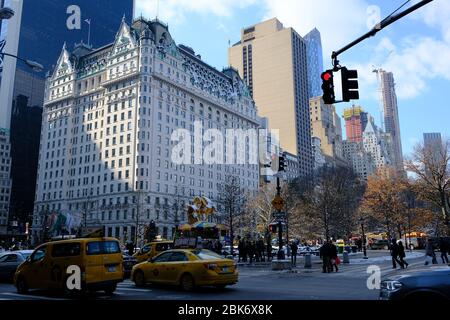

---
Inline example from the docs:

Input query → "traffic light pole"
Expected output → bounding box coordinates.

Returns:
[331,0,433,68]
[276,176,285,261]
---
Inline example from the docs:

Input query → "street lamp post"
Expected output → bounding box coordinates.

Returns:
[0,7,15,20]
[361,220,368,259]
[276,176,285,261]
[0,52,44,72]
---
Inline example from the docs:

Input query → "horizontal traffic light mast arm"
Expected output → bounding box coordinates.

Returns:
[331,0,433,65]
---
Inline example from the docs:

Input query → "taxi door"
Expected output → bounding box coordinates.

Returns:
[146,252,173,283]
[27,245,50,289]
[164,252,189,284]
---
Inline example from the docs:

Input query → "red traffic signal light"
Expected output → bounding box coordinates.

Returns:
[321,70,335,104]
[268,223,278,233]
[322,71,332,81]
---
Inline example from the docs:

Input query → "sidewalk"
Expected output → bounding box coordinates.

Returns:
[235,251,425,269]
[340,251,424,265]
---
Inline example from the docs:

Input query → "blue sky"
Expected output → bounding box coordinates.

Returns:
[135,0,450,157]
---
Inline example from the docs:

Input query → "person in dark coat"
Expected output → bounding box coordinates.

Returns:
[425,238,436,265]
[319,241,332,273]
[330,242,339,272]
[126,241,135,256]
[397,240,408,269]
[439,238,449,264]
[238,239,245,262]
[247,241,255,264]
[290,241,298,267]
[266,237,272,262]
[390,239,404,269]
[257,239,265,262]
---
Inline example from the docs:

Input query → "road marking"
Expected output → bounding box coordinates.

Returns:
[116,287,152,292]
[0,292,66,300]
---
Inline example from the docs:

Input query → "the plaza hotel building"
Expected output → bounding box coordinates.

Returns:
[31,17,261,244]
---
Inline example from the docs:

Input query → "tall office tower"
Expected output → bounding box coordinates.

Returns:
[309,97,344,166]
[362,121,392,170]
[423,132,444,166]
[342,140,375,181]
[0,0,134,239]
[380,70,404,171]
[304,28,324,99]
[32,17,260,244]
[344,105,368,143]
[0,132,11,237]
[229,18,313,177]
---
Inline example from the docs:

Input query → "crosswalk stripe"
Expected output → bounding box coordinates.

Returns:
[116,287,152,292]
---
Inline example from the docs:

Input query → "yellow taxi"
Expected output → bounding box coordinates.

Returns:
[14,237,123,295]
[131,249,238,291]
[133,240,173,263]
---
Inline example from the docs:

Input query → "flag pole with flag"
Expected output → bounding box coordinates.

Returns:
[85,19,91,46]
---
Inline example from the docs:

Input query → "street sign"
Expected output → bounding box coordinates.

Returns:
[272,195,285,211]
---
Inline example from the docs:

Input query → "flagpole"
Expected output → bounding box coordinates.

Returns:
[85,19,91,47]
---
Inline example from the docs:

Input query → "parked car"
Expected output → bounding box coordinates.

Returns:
[370,239,390,250]
[298,246,320,256]
[380,266,450,300]
[122,253,138,279]
[0,250,34,282]
[221,246,238,257]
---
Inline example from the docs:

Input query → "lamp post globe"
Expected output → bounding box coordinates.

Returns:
[0,7,15,20]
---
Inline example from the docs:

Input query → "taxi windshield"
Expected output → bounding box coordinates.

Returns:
[192,249,223,260]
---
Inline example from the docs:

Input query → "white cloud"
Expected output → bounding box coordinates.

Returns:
[346,0,450,100]
[135,0,258,24]
[134,0,450,100]
[261,0,370,65]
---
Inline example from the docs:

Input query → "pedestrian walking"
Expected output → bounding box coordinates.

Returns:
[439,238,449,264]
[390,239,404,269]
[424,239,437,265]
[397,240,408,269]
[266,238,272,262]
[330,242,339,272]
[290,241,298,267]
[257,239,265,262]
[319,240,332,273]
[238,239,244,262]
[248,241,255,264]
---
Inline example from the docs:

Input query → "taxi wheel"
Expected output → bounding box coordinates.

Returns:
[16,277,28,294]
[180,273,195,292]
[134,270,146,287]
[104,284,117,296]
[215,285,227,290]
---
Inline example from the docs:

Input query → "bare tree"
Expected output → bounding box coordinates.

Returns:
[405,139,450,234]
[291,166,363,241]
[244,183,276,235]
[218,175,247,255]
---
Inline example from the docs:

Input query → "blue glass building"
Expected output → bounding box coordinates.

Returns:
[304,28,324,99]
[0,0,134,238]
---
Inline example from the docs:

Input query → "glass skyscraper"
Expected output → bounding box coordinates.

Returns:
[304,28,324,99]
[0,0,134,239]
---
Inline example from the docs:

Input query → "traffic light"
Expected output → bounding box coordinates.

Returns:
[269,223,278,233]
[321,70,335,104]
[278,153,286,172]
[341,67,359,102]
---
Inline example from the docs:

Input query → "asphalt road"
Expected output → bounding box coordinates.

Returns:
[0,252,429,301]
